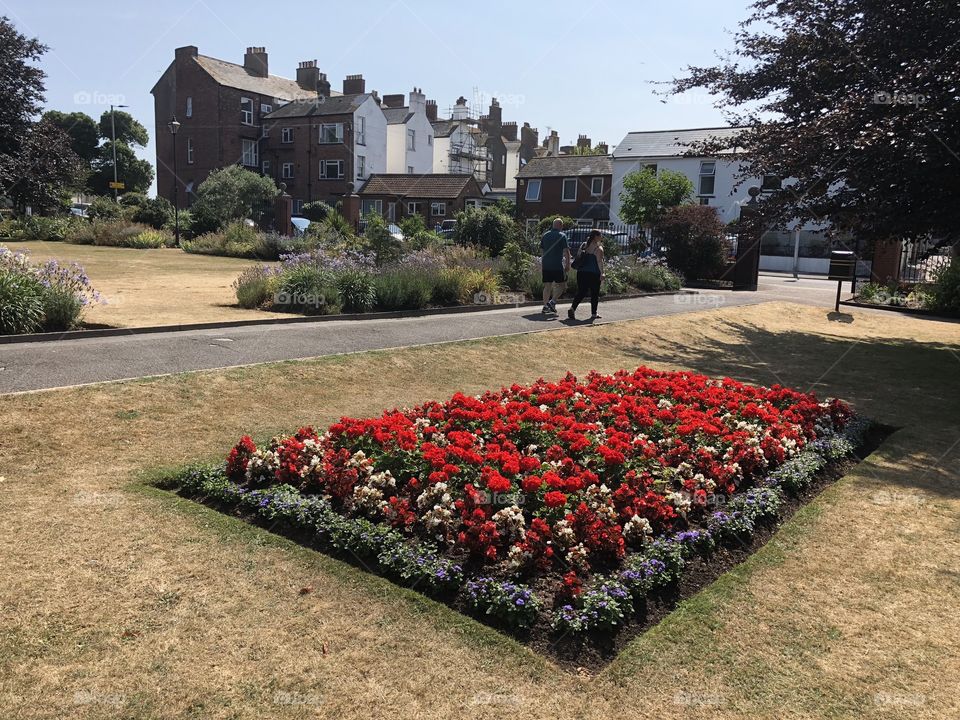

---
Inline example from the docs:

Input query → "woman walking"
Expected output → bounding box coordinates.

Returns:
[568,230,605,321]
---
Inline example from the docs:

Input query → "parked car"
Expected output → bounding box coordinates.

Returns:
[69,203,90,218]
[290,216,311,237]
[387,223,404,242]
[565,227,629,253]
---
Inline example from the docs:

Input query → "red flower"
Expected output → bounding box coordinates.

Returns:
[544,490,568,508]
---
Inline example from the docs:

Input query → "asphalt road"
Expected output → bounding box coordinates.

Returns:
[0,276,846,394]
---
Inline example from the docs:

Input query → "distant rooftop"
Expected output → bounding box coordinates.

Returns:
[193,54,341,101]
[265,94,372,119]
[516,154,613,178]
[612,127,745,158]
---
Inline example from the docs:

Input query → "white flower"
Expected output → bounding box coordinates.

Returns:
[623,515,653,544]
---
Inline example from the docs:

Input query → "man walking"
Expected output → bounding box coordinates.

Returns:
[540,218,571,315]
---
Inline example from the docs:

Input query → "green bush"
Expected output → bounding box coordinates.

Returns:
[40,285,84,331]
[0,270,45,334]
[374,270,433,310]
[498,241,533,290]
[132,197,175,229]
[301,201,333,222]
[119,192,147,208]
[0,216,84,242]
[363,213,402,265]
[87,196,123,220]
[623,262,682,292]
[535,215,575,236]
[276,266,340,315]
[927,256,960,316]
[182,220,267,258]
[127,229,173,249]
[233,266,277,309]
[454,207,517,256]
[336,269,377,312]
[432,267,473,305]
[654,204,727,280]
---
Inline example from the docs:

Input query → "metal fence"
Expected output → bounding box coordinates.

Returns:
[899,238,954,284]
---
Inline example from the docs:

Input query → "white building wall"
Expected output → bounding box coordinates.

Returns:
[404,111,434,174]
[353,97,387,182]
[433,135,451,173]
[504,149,520,190]
[386,123,407,173]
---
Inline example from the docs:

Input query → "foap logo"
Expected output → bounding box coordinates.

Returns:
[669,91,716,106]
[473,291,524,306]
[673,690,724,708]
[73,689,124,707]
[871,91,927,106]
[274,291,327,310]
[469,691,522,707]
[870,490,926,507]
[474,90,526,108]
[673,293,726,308]
[273,690,324,706]
[874,691,925,708]
[475,490,525,506]
[73,91,127,106]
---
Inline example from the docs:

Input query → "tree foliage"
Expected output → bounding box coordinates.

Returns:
[1,119,83,213]
[655,204,728,280]
[618,168,693,227]
[88,141,154,195]
[454,207,517,256]
[98,110,148,147]
[189,165,278,234]
[42,110,99,162]
[0,16,46,159]
[669,0,960,244]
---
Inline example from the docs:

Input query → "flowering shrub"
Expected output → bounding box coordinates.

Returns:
[169,367,866,639]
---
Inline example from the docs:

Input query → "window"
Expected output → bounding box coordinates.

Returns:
[562,178,577,202]
[761,174,782,192]
[524,179,542,201]
[241,139,258,167]
[406,201,422,215]
[240,97,253,125]
[431,202,446,216]
[644,163,658,174]
[185,96,193,118]
[698,161,716,196]
[260,103,272,114]
[387,202,396,222]
[356,155,366,178]
[699,197,711,205]
[320,123,344,144]
[590,177,604,196]
[576,219,593,228]
[262,160,271,175]
[282,162,294,179]
[261,122,270,138]
[427,134,433,146]
[356,116,366,145]
[281,127,294,144]
[407,166,415,174]
[293,199,304,214]
[407,129,415,150]
[319,159,344,179]
[187,137,194,164]
[361,199,382,216]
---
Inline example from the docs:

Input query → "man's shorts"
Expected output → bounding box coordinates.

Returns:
[542,268,566,283]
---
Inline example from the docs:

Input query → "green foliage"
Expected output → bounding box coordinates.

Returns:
[927,256,960,316]
[399,213,427,238]
[190,166,278,234]
[119,192,147,207]
[362,212,402,265]
[619,168,693,227]
[65,219,159,248]
[536,215,574,235]
[87,195,122,220]
[336,268,377,312]
[42,110,100,162]
[233,266,277,309]
[131,196,174,229]
[126,228,173,249]
[499,240,533,290]
[40,285,83,331]
[1,215,83,242]
[0,269,44,334]
[454,206,517,256]
[97,110,149,147]
[655,204,727,280]
[276,266,340,315]
[373,270,433,310]
[88,141,154,196]
[301,201,333,222]
[621,261,683,292]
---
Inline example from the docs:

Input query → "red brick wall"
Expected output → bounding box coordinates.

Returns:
[515,174,611,223]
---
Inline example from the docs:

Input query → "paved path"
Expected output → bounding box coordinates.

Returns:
[0,277,847,394]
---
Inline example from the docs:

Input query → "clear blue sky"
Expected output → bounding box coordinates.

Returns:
[3,0,747,195]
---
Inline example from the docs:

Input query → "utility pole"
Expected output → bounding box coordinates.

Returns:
[110,104,129,201]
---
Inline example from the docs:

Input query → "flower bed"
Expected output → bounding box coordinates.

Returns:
[163,367,870,657]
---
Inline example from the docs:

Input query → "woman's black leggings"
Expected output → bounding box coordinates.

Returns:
[571,271,601,315]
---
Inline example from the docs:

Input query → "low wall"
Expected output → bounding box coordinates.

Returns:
[759,255,873,276]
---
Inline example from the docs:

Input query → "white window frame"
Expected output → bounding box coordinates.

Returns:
[185,96,193,118]
[406,201,421,215]
[698,160,717,197]
[282,162,294,179]
[356,116,366,146]
[561,178,577,202]
[240,97,253,126]
[576,219,593,228]
[262,159,271,175]
[524,179,542,201]
[241,138,258,167]
[319,159,344,179]
[407,166,415,174]
[281,127,294,144]
[356,154,366,178]
[361,199,383,216]
[428,134,433,146]
[590,177,604,196]
[319,123,344,144]
[260,103,272,114]
[187,137,194,164]
[407,129,416,150]
[293,199,304,214]
[431,201,446,217]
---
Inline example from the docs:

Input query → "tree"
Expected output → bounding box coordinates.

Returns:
[88,141,154,195]
[98,110,148,147]
[132,197,174,229]
[42,110,99,162]
[0,119,83,213]
[669,0,960,245]
[454,207,518,256]
[0,17,46,160]
[190,165,278,233]
[618,167,693,227]
[570,144,606,156]
[655,204,727,280]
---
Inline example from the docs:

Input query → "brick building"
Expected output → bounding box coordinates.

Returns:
[151,46,342,208]
[515,155,613,227]
[357,174,485,225]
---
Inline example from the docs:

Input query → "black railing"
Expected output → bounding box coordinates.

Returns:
[899,238,954,284]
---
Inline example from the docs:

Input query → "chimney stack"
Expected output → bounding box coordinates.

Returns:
[425,99,438,122]
[596,141,609,155]
[452,96,469,120]
[547,130,560,157]
[577,134,592,150]
[485,98,502,129]
[317,72,331,97]
[296,60,319,91]
[383,93,405,108]
[175,45,199,62]
[502,121,518,141]
[409,87,426,114]
[371,90,381,105]
[343,73,365,95]
[244,46,268,78]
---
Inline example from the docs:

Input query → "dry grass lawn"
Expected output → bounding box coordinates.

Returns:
[1,301,958,719]
[6,240,284,327]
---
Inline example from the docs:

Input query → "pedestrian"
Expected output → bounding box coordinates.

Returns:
[568,230,605,321]
[540,218,571,315]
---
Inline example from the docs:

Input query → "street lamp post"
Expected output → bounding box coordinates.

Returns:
[167,116,181,246]
[110,104,129,201]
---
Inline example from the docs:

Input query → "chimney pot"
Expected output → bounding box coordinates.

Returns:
[343,73,366,94]
[244,46,269,78]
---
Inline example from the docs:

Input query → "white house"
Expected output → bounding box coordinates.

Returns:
[431,119,489,181]
[384,89,434,175]
[610,127,863,275]
[352,95,388,184]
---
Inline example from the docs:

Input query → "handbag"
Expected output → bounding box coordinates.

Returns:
[571,243,588,270]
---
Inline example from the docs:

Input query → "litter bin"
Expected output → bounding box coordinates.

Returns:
[828,250,856,311]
